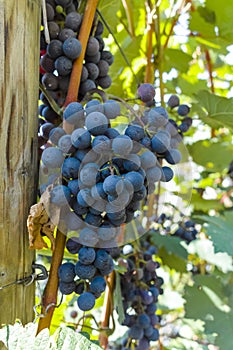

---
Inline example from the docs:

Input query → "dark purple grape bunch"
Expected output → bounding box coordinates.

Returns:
[40,97,184,248]
[58,237,114,312]
[157,212,199,243]
[117,238,163,350]
[39,1,114,146]
[167,94,192,134]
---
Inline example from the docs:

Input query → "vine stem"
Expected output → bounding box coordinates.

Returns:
[99,271,115,349]
[205,48,216,137]
[145,1,155,84]
[64,0,99,106]
[37,230,66,334]
[122,0,135,37]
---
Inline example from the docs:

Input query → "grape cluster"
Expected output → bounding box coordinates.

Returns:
[58,237,115,311]
[116,237,163,350]
[156,212,199,243]
[39,0,113,145]
[41,95,189,246]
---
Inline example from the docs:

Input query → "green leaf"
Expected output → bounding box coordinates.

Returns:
[195,213,233,255]
[189,11,216,38]
[206,0,233,41]
[185,275,233,350]
[164,49,192,73]
[187,140,233,172]
[191,192,224,212]
[194,90,233,130]
[150,232,188,260]
[52,327,102,350]
[187,239,233,273]
[114,272,125,324]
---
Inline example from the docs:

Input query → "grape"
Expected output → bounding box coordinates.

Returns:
[78,247,96,265]
[41,73,58,90]
[58,134,75,153]
[123,154,141,172]
[50,185,72,206]
[77,292,95,311]
[103,100,121,119]
[55,56,73,76]
[85,212,102,227]
[86,37,99,56]
[97,59,109,77]
[90,276,106,294]
[124,171,144,191]
[101,50,114,65]
[47,39,63,59]
[63,37,82,59]
[128,325,144,340]
[75,261,96,279]
[137,313,151,328]
[167,94,180,108]
[91,182,107,200]
[146,166,162,183]
[95,21,104,36]
[97,224,117,241]
[161,166,174,182]
[140,136,151,149]
[65,11,82,31]
[85,112,109,136]
[137,83,155,103]
[48,21,60,39]
[85,51,101,64]
[125,125,145,141]
[79,165,98,186]
[59,281,76,294]
[40,53,55,73]
[73,200,88,216]
[77,188,95,207]
[78,227,99,247]
[62,157,80,178]
[148,328,159,341]
[63,211,83,231]
[94,249,110,269]
[46,3,55,21]
[103,175,124,196]
[177,104,190,116]
[66,237,82,254]
[41,147,64,168]
[112,135,133,155]
[140,151,157,170]
[67,179,79,195]
[70,310,78,319]
[104,128,120,139]
[81,65,88,82]
[164,148,181,164]
[97,75,112,89]
[79,79,96,96]
[49,127,66,145]
[71,128,91,149]
[151,131,170,153]
[58,28,76,42]
[146,108,168,128]
[99,256,114,276]
[179,121,190,132]
[85,62,99,80]
[137,338,150,350]
[92,135,111,153]
[58,262,75,283]
[75,282,85,295]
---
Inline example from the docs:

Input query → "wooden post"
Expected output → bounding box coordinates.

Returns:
[0,0,40,329]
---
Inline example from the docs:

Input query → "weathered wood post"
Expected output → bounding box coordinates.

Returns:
[0,0,40,330]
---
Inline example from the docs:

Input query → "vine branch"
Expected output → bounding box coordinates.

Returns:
[37,230,66,334]
[64,0,99,106]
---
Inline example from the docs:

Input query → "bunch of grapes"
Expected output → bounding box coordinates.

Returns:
[114,237,163,350]
[39,0,113,146]
[156,212,199,243]
[58,237,116,311]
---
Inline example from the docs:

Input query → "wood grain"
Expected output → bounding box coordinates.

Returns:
[0,0,40,332]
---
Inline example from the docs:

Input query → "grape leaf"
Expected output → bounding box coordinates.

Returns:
[53,327,102,350]
[195,213,233,255]
[194,90,233,130]
[164,49,192,73]
[185,275,233,350]
[187,140,233,172]
[191,192,224,212]
[150,232,188,260]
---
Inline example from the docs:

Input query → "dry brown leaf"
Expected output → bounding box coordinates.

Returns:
[27,185,57,251]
